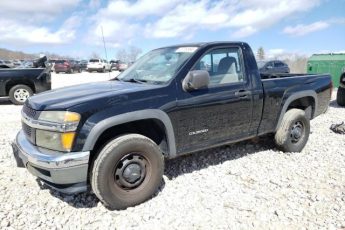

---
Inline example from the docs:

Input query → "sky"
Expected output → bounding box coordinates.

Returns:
[0,0,344,59]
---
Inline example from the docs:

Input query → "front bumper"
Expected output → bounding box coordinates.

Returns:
[87,67,104,71]
[12,130,90,193]
[54,66,70,72]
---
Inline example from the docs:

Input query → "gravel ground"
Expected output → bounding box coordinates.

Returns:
[0,74,344,229]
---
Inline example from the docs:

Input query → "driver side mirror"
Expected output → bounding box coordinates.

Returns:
[182,70,210,92]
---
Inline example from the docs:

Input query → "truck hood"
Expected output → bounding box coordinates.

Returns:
[26,80,158,110]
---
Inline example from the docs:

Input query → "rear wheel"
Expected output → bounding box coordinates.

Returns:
[274,109,310,152]
[9,84,33,105]
[336,87,345,106]
[91,134,164,210]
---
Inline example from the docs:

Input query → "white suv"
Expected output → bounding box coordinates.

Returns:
[87,59,112,73]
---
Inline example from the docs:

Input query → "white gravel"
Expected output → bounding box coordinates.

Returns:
[0,74,344,229]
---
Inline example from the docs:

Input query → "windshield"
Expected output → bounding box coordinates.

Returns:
[117,46,198,84]
[89,59,100,63]
[257,61,267,68]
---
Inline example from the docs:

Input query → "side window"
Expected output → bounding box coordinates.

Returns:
[266,61,274,68]
[274,61,283,67]
[193,47,244,86]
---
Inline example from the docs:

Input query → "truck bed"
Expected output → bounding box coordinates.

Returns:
[258,73,332,134]
[261,73,314,79]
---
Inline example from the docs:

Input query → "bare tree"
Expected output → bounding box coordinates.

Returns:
[90,52,101,59]
[128,46,142,63]
[116,48,128,62]
[283,56,308,73]
[116,46,142,63]
[257,47,265,60]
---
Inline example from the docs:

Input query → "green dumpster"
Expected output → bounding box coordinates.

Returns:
[307,53,345,87]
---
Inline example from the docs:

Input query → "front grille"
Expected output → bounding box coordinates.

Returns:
[22,105,38,119]
[22,121,35,144]
[22,122,32,136]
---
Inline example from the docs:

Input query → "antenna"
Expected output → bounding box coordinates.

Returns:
[101,26,108,61]
[101,26,111,78]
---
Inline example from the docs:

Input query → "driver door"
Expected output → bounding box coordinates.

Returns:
[171,46,254,154]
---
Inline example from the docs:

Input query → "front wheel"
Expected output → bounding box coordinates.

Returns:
[91,134,164,210]
[274,109,310,152]
[9,84,33,105]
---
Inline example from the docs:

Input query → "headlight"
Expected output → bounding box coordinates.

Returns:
[39,111,80,123]
[36,130,76,152]
[35,111,81,152]
[38,111,81,132]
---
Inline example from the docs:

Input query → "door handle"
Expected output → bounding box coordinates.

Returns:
[235,90,251,98]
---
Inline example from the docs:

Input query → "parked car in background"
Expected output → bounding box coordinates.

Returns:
[87,59,112,72]
[12,60,22,67]
[3,60,14,68]
[16,61,34,69]
[0,56,51,104]
[258,60,290,75]
[54,60,81,74]
[118,61,128,72]
[110,60,119,70]
[79,60,88,71]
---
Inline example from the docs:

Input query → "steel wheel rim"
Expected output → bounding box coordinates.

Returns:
[113,153,148,190]
[290,121,304,143]
[14,89,30,102]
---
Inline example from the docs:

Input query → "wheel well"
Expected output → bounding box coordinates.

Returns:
[287,96,315,119]
[6,80,35,95]
[91,119,168,162]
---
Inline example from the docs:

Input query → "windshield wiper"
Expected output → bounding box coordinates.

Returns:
[123,78,148,84]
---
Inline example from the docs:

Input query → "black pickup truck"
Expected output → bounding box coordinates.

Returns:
[0,64,51,105]
[12,42,332,209]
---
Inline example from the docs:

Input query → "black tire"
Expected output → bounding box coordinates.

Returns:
[274,109,310,152]
[91,134,164,210]
[102,67,105,73]
[336,87,345,106]
[9,84,33,105]
[55,71,59,74]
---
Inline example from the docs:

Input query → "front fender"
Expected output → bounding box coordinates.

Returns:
[81,109,177,157]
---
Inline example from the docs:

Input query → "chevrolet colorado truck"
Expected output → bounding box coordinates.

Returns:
[12,42,332,210]
[0,63,51,105]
